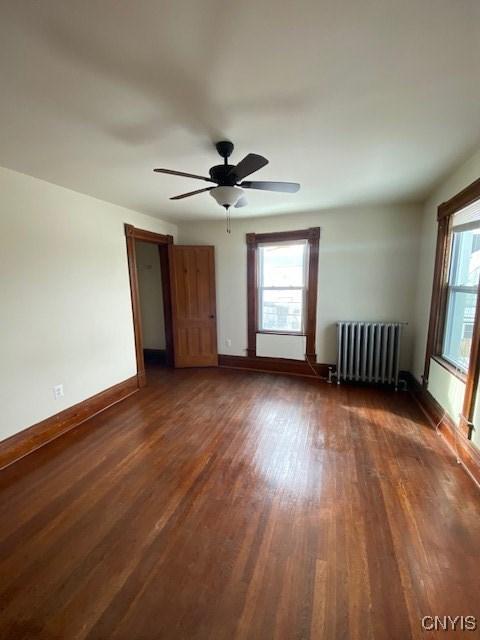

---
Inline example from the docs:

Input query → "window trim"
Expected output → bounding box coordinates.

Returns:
[431,354,467,383]
[424,177,480,439]
[246,228,320,361]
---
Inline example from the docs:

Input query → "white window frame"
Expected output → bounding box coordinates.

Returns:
[441,222,480,373]
[257,239,309,335]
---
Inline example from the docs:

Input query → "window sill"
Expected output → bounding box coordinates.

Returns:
[431,355,467,383]
[257,330,306,337]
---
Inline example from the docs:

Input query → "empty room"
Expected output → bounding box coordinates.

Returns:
[1,1,480,639]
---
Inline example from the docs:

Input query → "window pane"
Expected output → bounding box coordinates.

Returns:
[450,228,480,287]
[261,289,303,332]
[260,242,306,287]
[443,290,477,371]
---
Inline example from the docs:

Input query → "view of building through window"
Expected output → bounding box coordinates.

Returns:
[442,226,480,371]
[258,241,307,333]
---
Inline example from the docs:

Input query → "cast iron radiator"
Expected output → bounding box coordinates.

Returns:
[335,321,404,389]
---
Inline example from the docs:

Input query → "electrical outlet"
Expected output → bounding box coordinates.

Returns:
[53,384,64,400]
[225,338,232,348]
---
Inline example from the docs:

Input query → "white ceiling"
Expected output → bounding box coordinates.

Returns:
[1,1,480,222]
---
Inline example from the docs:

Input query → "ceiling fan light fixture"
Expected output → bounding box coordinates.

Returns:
[210,185,244,209]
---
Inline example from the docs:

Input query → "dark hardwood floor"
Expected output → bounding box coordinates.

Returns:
[0,366,479,639]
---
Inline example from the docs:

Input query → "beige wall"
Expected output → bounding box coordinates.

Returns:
[428,359,466,424]
[412,147,480,432]
[135,241,165,350]
[0,166,176,442]
[178,204,422,369]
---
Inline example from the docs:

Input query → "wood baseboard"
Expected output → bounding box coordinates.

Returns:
[406,372,480,487]
[0,376,139,470]
[219,355,411,386]
[218,354,331,379]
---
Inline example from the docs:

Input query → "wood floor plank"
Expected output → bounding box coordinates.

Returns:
[0,366,479,639]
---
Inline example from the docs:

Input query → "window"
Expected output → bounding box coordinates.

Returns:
[246,228,320,359]
[425,180,480,440]
[441,225,480,372]
[258,241,308,333]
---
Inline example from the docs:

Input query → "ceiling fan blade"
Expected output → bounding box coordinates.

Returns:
[235,196,248,208]
[170,187,214,200]
[154,168,215,183]
[229,154,269,181]
[240,181,300,193]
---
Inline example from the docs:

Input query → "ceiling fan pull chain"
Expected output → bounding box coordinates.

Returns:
[226,208,231,234]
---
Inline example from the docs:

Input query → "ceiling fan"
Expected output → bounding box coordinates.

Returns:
[153,141,300,231]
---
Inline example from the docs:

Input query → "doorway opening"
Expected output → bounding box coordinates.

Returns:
[126,224,218,384]
[125,224,174,387]
[136,239,167,371]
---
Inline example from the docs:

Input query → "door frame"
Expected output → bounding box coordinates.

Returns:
[125,224,175,387]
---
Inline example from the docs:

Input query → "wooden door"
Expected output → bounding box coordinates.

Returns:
[170,245,218,367]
